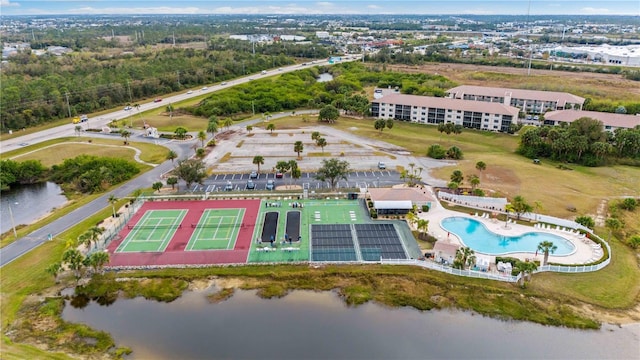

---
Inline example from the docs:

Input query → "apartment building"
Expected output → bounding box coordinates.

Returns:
[371,93,520,132]
[446,85,585,114]
[543,110,640,132]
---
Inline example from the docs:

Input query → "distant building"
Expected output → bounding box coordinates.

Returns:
[552,44,640,67]
[371,93,519,132]
[446,85,585,114]
[315,31,330,39]
[543,110,640,132]
[47,46,72,56]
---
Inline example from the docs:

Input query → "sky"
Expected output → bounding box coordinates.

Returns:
[1,0,639,16]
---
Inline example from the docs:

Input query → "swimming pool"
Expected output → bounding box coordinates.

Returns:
[440,217,575,256]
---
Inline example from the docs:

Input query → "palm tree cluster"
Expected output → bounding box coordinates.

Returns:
[453,247,476,270]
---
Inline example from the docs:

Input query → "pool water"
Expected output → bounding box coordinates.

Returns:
[441,217,575,256]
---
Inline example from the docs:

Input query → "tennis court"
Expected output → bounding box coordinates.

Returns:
[116,209,187,253]
[185,208,245,251]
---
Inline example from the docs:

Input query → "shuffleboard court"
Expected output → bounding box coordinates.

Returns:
[261,212,279,243]
[285,211,301,243]
[116,209,187,253]
[185,208,245,251]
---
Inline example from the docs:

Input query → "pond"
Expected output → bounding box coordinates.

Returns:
[62,288,640,359]
[0,182,67,234]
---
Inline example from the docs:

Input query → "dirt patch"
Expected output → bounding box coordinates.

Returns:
[276,185,302,190]
[574,303,640,326]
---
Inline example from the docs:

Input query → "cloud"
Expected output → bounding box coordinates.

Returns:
[67,6,202,15]
[0,0,20,7]
[316,2,333,6]
[367,5,380,9]
[580,7,610,14]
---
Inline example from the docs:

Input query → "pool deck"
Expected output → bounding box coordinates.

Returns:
[418,187,601,265]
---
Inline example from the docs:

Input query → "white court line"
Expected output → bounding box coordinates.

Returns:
[227,208,245,249]
[158,209,187,252]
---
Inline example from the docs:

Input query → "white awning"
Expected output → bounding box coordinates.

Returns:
[373,200,413,210]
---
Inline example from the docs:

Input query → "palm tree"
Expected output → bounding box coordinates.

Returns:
[246,125,253,133]
[74,125,82,136]
[87,226,104,250]
[416,219,429,239]
[45,262,62,283]
[504,203,516,228]
[454,247,475,269]
[167,150,177,163]
[537,241,557,266]
[294,141,304,159]
[121,130,131,145]
[450,170,464,185]
[316,138,327,153]
[266,123,276,133]
[605,217,622,241]
[475,161,487,180]
[515,260,538,286]
[167,176,178,190]
[108,195,118,218]
[468,174,480,190]
[207,117,218,138]
[223,118,233,131]
[87,251,110,274]
[311,131,321,141]
[78,232,92,251]
[62,248,85,281]
[196,148,206,159]
[405,211,417,228]
[252,155,264,173]
[198,131,207,147]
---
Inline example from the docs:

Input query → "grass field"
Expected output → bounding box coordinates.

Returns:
[3,137,168,165]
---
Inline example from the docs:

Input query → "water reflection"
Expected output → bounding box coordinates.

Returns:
[63,288,640,360]
[0,182,67,233]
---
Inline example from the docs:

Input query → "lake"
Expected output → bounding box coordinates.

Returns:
[0,182,67,234]
[62,287,640,359]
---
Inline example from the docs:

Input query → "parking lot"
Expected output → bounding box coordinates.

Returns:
[189,170,401,192]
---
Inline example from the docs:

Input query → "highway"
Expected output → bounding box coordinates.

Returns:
[0,56,361,266]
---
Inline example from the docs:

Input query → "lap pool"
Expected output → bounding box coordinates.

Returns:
[440,217,575,256]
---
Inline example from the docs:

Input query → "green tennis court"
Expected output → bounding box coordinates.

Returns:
[185,208,245,251]
[116,209,187,253]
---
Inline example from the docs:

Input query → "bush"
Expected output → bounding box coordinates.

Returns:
[207,139,217,147]
[421,204,430,212]
[472,188,485,197]
[369,209,378,219]
[575,215,595,229]
[427,144,446,159]
[446,146,464,160]
[619,198,637,211]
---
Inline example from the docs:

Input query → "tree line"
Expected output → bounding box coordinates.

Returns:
[517,117,640,166]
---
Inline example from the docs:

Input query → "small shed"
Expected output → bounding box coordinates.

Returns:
[373,200,413,215]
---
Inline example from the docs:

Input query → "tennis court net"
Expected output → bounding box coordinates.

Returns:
[190,223,242,229]
[127,224,182,230]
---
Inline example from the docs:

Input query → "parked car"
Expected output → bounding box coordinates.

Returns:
[275,172,284,179]
[153,98,162,103]
[377,161,386,170]
[249,171,258,179]
[246,180,256,190]
[224,182,233,191]
[266,180,275,190]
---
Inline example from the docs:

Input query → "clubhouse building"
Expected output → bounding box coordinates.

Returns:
[446,85,585,114]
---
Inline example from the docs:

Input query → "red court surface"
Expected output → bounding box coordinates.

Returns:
[106,199,260,267]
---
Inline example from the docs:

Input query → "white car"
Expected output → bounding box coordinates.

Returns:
[221,82,227,85]
[202,87,208,91]
[187,90,193,94]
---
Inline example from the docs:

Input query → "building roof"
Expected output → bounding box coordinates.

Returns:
[433,241,460,256]
[368,187,436,203]
[447,85,585,106]
[375,93,520,117]
[544,110,640,130]
[373,200,413,210]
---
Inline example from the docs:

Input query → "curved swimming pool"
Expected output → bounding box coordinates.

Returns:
[440,217,575,256]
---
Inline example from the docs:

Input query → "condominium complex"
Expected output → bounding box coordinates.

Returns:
[446,85,585,114]
[543,110,640,132]
[370,93,519,132]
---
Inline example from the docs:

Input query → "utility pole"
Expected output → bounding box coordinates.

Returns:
[242,61,245,74]
[252,41,255,56]
[65,92,71,118]
[252,100,255,116]
[126,80,133,103]
[177,71,181,87]
[173,32,176,47]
